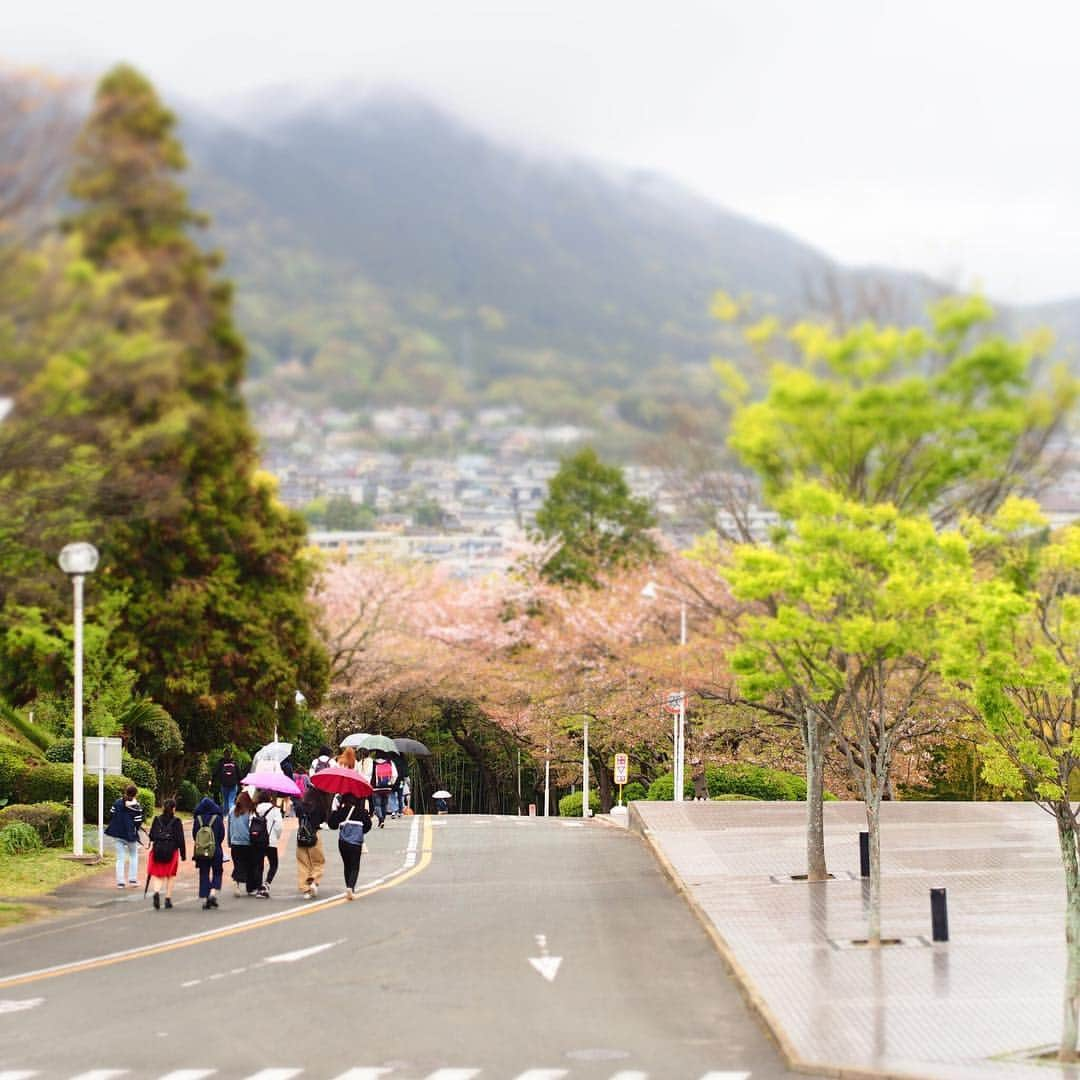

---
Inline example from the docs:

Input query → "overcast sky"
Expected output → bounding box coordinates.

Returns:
[5,0,1078,304]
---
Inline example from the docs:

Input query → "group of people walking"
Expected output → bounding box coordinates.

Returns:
[107,742,402,909]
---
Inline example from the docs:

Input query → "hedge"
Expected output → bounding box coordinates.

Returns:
[0,748,22,804]
[0,822,42,855]
[620,781,648,803]
[176,779,200,811]
[647,764,811,802]
[0,802,69,846]
[14,764,149,822]
[557,790,601,817]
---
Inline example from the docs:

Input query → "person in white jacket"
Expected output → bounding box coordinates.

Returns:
[249,793,284,898]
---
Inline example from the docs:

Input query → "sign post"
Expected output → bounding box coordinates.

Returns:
[85,736,123,860]
[613,752,629,806]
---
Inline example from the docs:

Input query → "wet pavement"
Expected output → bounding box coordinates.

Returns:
[627,800,1080,1080]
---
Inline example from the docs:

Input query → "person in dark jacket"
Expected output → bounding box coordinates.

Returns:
[327,792,372,900]
[212,749,241,816]
[192,796,225,910]
[105,784,143,888]
[146,799,186,910]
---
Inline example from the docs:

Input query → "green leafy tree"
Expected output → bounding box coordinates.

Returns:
[728,484,974,942]
[943,501,1080,1060]
[714,296,1078,881]
[0,66,328,750]
[533,447,657,588]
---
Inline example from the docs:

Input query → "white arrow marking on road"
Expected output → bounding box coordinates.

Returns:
[528,955,563,981]
[264,940,340,964]
[0,998,43,1015]
[0,1072,37,1080]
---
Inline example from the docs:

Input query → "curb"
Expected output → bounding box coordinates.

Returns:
[626,804,942,1080]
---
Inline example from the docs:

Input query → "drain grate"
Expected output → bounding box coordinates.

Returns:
[769,870,857,884]
[829,935,931,950]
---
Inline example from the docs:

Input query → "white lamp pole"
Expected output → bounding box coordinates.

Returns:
[642,580,688,803]
[582,716,589,818]
[58,542,99,857]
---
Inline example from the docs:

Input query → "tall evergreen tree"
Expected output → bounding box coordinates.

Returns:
[7,65,329,747]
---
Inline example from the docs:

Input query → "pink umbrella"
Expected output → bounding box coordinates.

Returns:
[240,772,301,797]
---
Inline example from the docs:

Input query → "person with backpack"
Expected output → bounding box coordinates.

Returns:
[228,790,254,897]
[105,784,144,889]
[328,791,372,901]
[372,757,395,828]
[191,795,225,910]
[146,799,185,910]
[294,786,326,899]
[247,790,283,899]
[213,748,241,816]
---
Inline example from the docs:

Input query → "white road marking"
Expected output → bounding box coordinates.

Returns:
[561,822,585,828]
[425,1072,481,1080]
[158,1071,217,1080]
[528,956,562,981]
[610,1073,649,1080]
[70,1072,129,1080]
[0,997,43,1014]
[699,1073,752,1079]
[328,1070,393,1080]
[180,979,202,988]
[243,1072,303,1080]
[0,1072,37,1080]
[512,1071,569,1080]
[265,940,339,964]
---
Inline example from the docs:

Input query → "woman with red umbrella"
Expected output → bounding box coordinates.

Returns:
[310,765,375,901]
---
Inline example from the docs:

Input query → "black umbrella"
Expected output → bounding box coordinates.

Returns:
[393,737,431,756]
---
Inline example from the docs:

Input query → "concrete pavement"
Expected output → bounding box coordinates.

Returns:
[627,800,1079,1080]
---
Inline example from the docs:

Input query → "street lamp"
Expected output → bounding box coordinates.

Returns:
[58,542,99,856]
[641,580,687,803]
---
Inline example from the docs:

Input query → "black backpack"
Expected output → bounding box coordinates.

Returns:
[296,810,317,848]
[248,807,270,847]
[151,818,177,862]
[220,760,238,787]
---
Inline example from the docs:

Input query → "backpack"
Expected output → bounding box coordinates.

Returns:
[375,760,393,788]
[194,814,219,861]
[312,755,332,774]
[151,818,177,862]
[220,760,238,787]
[296,810,317,848]
[248,807,271,847]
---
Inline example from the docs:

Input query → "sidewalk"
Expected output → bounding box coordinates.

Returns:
[626,800,1075,1080]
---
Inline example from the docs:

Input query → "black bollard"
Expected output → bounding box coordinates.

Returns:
[930,887,949,942]
[859,831,870,878]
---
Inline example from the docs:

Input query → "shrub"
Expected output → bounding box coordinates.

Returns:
[0,802,69,846]
[713,793,761,801]
[175,780,201,811]
[646,773,692,801]
[0,821,42,854]
[0,748,23,805]
[705,763,807,801]
[14,764,140,821]
[44,738,76,763]
[620,781,648,803]
[557,790,601,816]
[121,699,182,760]
[135,787,155,821]
[122,755,157,793]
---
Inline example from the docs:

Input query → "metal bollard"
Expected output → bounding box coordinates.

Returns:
[930,887,949,942]
[859,831,870,878]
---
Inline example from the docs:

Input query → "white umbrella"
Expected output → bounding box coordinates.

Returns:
[433,790,452,800]
[252,740,293,766]
[340,733,371,749]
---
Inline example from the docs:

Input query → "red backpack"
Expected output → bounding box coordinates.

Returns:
[374,760,393,788]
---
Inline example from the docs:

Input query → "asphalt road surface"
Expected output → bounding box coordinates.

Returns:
[0,814,806,1079]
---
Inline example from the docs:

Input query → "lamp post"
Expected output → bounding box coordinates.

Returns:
[642,580,688,803]
[58,542,99,856]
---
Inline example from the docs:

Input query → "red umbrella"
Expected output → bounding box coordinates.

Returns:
[309,766,374,799]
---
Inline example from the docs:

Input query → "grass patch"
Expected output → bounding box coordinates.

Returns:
[0,847,105,899]
[0,902,32,928]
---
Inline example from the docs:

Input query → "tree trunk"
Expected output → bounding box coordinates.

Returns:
[803,708,829,881]
[1057,809,1080,1062]
[865,794,882,946]
[594,754,613,812]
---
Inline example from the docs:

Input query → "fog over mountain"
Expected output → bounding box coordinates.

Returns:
[175,91,1080,441]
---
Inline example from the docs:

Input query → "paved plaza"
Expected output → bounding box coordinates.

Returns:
[630,800,1080,1080]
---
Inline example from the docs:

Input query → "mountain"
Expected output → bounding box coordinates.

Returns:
[176,93,1080,447]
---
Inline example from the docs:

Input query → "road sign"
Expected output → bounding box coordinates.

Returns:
[613,753,629,785]
[84,737,123,775]
[664,690,684,714]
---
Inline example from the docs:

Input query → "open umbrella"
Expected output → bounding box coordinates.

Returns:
[394,737,431,756]
[345,733,398,754]
[432,789,452,800]
[252,740,293,765]
[309,766,374,799]
[340,733,371,749]
[241,771,301,797]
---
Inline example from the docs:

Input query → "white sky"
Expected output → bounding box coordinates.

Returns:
[5,0,1079,304]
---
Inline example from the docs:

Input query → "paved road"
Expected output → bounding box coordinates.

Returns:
[0,815,803,1080]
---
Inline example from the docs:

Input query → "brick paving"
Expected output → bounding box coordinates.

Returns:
[629,801,1078,1079]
